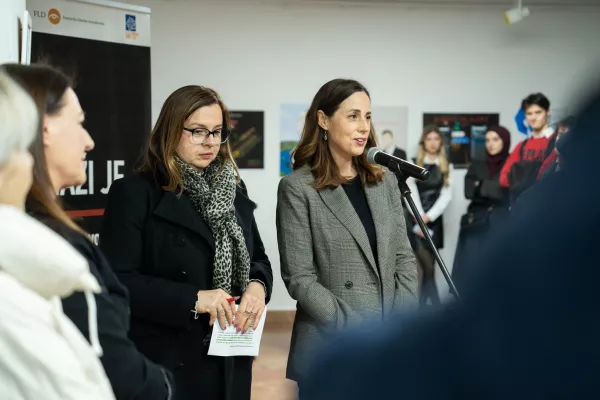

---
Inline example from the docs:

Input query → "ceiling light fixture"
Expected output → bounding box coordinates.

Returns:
[504,0,530,25]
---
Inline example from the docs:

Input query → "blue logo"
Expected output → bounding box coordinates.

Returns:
[125,14,136,32]
[514,108,531,135]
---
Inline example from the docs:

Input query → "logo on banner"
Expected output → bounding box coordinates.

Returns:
[125,14,138,39]
[33,8,61,24]
[48,8,61,24]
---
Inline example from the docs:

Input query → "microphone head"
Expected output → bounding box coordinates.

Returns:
[366,147,381,164]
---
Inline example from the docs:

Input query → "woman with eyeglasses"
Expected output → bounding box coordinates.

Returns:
[99,85,273,400]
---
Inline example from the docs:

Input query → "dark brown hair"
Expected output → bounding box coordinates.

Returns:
[521,92,550,112]
[1,62,87,235]
[138,85,240,192]
[292,78,383,190]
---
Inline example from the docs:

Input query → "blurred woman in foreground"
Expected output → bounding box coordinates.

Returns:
[0,68,114,400]
[3,62,174,400]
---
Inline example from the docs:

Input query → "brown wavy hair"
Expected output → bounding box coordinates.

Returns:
[2,62,87,236]
[292,78,383,190]
[416,124,449,186]
[138,85,240,192]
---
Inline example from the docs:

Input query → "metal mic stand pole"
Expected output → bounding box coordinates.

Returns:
[389,162,460,300]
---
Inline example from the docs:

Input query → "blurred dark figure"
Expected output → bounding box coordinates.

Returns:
[300,85,600,400]
[537,116,575,179]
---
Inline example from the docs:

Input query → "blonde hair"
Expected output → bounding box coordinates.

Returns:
[416,125,450,186]
[0,69,38,167]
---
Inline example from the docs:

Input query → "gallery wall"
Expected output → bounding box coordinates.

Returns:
[51,0,600,309]
[0,0,27,64]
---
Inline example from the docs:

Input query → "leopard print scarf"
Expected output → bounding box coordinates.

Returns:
[175,156,250,293]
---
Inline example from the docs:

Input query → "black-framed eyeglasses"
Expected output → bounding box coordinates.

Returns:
[183,127,230,144]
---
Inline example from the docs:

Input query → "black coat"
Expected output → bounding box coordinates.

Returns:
[99,172,273,400]
[39,218,173,400]
[463,161,509,217]
[451,161,509,291]
[392,147,407,161]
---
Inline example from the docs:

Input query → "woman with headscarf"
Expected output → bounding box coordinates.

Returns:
[451,125,511,292]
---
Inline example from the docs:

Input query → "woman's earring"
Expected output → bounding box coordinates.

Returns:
[324,130,328,141]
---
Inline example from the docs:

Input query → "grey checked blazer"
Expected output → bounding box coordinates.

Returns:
[276,165,418,382]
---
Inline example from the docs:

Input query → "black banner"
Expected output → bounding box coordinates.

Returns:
[32,32,151,241]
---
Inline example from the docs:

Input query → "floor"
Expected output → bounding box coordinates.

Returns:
[251,313,298,400]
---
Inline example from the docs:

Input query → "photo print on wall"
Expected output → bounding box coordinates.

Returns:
[372,106,409,160]
[229,110,265,169]
[423,113,500,168]
[280,103,308,176]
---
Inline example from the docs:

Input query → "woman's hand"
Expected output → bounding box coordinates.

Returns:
[415,226,425,238]
[235,282,266,333]
[195,289,237,330]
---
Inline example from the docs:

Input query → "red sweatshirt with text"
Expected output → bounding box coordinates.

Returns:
[499,136,550,188]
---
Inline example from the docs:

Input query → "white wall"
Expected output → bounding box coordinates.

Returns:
[127,0,600,309]
[0,0,26,64]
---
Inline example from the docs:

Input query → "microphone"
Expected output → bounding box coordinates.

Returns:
[366,147,430,181]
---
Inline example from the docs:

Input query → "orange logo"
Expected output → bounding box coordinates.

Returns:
[48,8,61,24]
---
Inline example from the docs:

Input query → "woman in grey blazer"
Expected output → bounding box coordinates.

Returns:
[276,78,418,387]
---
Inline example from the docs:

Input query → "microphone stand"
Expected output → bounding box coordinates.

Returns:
[389,161,460,300]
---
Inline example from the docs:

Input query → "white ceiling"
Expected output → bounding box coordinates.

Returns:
[162,0,600,7]
[291,0,599,5]
[305,0,600,3]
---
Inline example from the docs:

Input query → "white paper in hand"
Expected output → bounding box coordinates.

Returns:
[207,305,267,357]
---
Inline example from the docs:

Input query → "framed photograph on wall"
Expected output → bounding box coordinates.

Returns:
[229,110,265,169]
[280,103,308,176]
[422,113,500,168]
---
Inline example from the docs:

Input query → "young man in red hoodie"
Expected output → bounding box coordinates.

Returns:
[499,93,555,195]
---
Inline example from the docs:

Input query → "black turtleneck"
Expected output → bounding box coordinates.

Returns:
[342,175,378,263]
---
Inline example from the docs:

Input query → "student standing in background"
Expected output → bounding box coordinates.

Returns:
[452,126,511,293]
[407,125,452,307]
[499,93,554,201]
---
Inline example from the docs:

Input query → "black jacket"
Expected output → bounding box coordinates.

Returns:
[464,161,508,214]
[392,147,407,161]
[40,219,173,400]
[99,172,273,400]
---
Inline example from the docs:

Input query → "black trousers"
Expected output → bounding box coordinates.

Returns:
[416,244,440,307]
